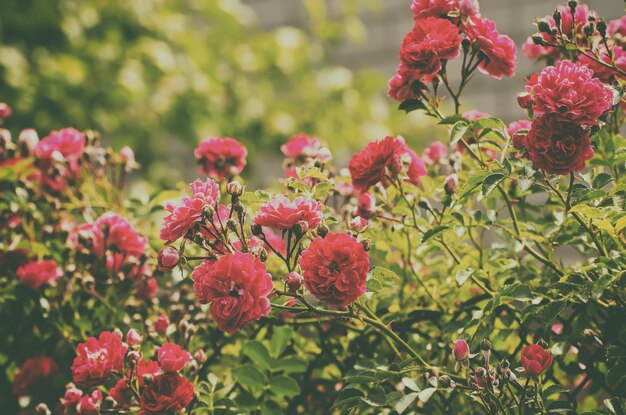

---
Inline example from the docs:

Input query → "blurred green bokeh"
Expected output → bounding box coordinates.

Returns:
[0,0,436,187]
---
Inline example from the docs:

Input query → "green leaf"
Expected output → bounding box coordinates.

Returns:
[456,269,474,287]
[269,326,293,358]
[500,284,533,302]
[395,392,419,414]
[482,173,506,197]
[243,341,272,371]
[542,384,569,399]
[593,173,613,189]
[269,375,300,398]
[473,117,506,131]
[605,397,625,415]
[570,205,604,219]
[421,225,449,243]
[538,301,568,323]
[418,387,437,403]
[361,385,387,407]
[367,278,383,293]
[370,266,401,282]
[458,170,491,201]
[450,121,469,145]
[399,99,427,113]
[439,114,467,125]
[233,364,267,391]
[272,356,308,374]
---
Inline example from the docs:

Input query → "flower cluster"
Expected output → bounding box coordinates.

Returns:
[64,329,196,414]
[194,136,247,180]
[389,0,516,102]
[514,60,613,174]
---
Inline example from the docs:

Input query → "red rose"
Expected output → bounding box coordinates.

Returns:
[139,373,194,415]
[158,343,191,372]
[400,17,461,81]
[160,179,220,243]
[464,18,517,79]
[126,328,143,347]
[521,344,553,375]
[16,259,62,290]
[194,136,247,180]
[579,47,626,84]
[110,379,133,408]
[280,134,331,165]
[0,102,11,119]
[254,196,323,231]
[157,247,180,271]
[135,277,158,299]
[12,356,59,396]
[154,315,170,335]
[34,127,85,191]
[357,193,376,219]
[388,69,421,102]
[192,252,274,333]
[422,141,448,165]
[519,115,593,175]
[71,331,128,387]
[299,232,370,307]
[526,60,613,126]
[349,136,425,192]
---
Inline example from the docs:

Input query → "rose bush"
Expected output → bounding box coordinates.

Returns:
[2,1,626,414]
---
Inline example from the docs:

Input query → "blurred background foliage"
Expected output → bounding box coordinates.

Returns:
[0,0,434,188]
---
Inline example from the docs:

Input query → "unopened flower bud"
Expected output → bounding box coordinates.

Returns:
[360,239,372,251]
[157,247,180,271]
[227,180,244,197]
[18,128,39,156]
[202,205,214,221]
[0,103,11,120]
[36,403,51,415]
[251,224,263,236]
[195,349,207,364]
[531,34,545,45]
[119,146,135,164]
[285,272,303,292]
[317,224,329,238]
[568,1,577,17]
[536,18,552,33]
[596,19,607,36]
[154,315,170,334]
[126,351,141,366]
[461,38,471,54]
[226,219,238,232]
[259,248,268,262]
[233,201,244,214]
[293,221,308,238]
[444,174,459,195]
[480,338,492,351]
[553,10,562,28]
[583,23,594,38]
[454,339,470,361]
[438,375,452,388]
[126,328,143,346]
[349,216,368,232]
[475,367,487,379]
[112,328,124,339]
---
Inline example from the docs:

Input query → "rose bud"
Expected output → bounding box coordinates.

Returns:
[520,344,553,375]
[444,174,459,195]
[349,216,368,232]
[454,339,470,361]
[154,314,170,335]
[157,247,180,271]
[18,128,39,156]
[316,224,329,238]
[119,146,135,164]
[0,102,11,119]
[480,338,492,351]
[360,239,372,251]
[36,403,51,415]
[227,180,244,197]
[285,272,303,292]
[251,224,263,236]
[126,328,143,346]
[516,92,533,109]
[62,384,83,408]
[194,349,207,364]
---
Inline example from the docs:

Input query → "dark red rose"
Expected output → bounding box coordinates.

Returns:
[139,373,194,415]
[299,232,370,307]
[12,356,59,396]
[519,115,593,175]
[71,331,128,387]
[521,344,553,375]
